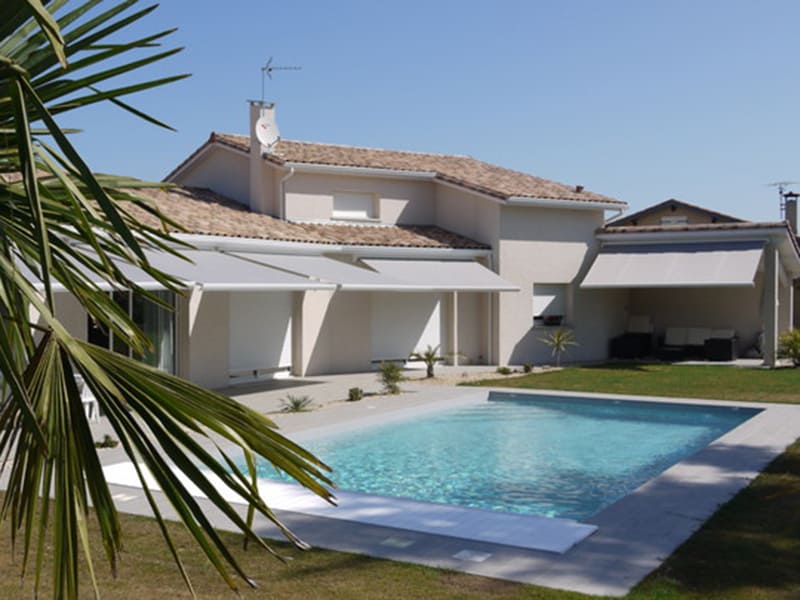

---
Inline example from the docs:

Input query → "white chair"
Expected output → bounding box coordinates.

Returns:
[74,375,100,423]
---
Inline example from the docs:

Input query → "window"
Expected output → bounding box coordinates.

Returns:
[332,191,376,221]
[87,290,176,373]
[660,215,688,225]
[533,284,566,326]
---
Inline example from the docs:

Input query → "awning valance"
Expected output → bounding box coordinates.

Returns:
[580,240,765,289]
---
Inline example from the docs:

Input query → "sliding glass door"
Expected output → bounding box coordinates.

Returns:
[87,290,176,374]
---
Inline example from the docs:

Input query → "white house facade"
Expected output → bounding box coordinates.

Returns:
[40,103,800,389]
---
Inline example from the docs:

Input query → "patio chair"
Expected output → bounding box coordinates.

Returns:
[74,374,100,423]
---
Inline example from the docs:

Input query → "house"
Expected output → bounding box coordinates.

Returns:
[40,102,800,389]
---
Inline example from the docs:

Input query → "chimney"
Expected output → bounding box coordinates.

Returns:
[784,191,799,234]
[248,100,280,216]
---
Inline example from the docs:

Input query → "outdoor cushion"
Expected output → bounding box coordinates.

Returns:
[686,328,712,346]
[710,329,735,339]
[664,327,687,346]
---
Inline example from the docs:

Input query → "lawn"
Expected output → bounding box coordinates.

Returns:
[2,363,798,599]
[470,362,800,404]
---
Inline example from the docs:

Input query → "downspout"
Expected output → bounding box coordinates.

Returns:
[486,253,495,365]
[278,166,295,221]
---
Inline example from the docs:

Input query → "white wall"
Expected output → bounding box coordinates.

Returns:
[456,292,486,364]
[495,205,609,364]
[370,292,441,361]
[172,146,250,207]
[187,291,230,389]
[434,184,500,247]
[284,173,435,224]
[228,292,292,374]
[54,293,88,341]
[303,291,373,374]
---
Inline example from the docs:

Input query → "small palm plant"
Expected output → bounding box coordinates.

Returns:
[409,344,446,378]
[280,394,315,412]
[539,328,578,367]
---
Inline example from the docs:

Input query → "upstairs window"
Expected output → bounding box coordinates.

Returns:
[332,191,376,221]
[533,284,566,326]
[660,215,688,225]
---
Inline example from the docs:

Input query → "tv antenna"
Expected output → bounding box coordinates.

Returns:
[767,181,800,219]
[260,57,302,103]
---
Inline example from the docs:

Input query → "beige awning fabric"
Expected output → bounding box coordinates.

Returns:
[233,253,519,292]
[580,241,765,289]
[231,252,402,291]
[22,249,335,293]
[362,259,519,292]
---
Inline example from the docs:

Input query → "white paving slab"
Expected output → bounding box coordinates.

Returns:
[102,461,597,554]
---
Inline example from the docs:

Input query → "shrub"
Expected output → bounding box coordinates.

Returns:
[523,363,534,374]
[496,366,512,375]
[779,329,800,366]
[379,361,404,394]
[347,387,364,402]
[94,434,119,449]
[280,394,315,412]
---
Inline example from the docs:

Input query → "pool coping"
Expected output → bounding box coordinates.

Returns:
[100,386,800,597]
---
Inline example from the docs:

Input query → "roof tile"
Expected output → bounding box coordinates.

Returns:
[127,186,489,250]
[211,133,624,205]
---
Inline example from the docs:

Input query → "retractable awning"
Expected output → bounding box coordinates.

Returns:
[232,253,519,292]
[231,252,404,291]
[362,259,519,292]
[21,249,334,293]
[146,250,333,291]
[580,240,765,289]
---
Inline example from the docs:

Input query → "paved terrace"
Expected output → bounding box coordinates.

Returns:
[16,366,800,597]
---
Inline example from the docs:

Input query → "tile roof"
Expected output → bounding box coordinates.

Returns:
[126,186,489,250]
[207,133,624,206]
[607,198,744,226]
[602,221,789,234]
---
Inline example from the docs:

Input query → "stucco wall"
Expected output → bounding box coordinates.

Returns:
[54,293,88,341]
[187,291,230,389]
[433,185,500,247]
[456,292,486,364]
[228,291,292,373]
[303,291,372,375]
[172,147,250,207]
[495,205,610,364]
[284,173,435,224]
[371,292,441,361]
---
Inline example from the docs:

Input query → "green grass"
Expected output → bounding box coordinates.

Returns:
[469,362,800,404]
[2,363,799,598]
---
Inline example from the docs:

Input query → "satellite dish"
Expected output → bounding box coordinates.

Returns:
[255,104,280,149]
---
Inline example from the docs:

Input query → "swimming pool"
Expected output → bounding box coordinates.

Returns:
[253,391,760,520]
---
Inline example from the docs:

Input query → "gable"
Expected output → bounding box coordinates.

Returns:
[609,199,743,227]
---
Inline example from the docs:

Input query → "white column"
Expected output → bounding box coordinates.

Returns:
[763,246,779,367]
[449,291,459,366]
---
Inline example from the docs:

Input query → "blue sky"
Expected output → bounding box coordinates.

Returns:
[61,1,800,222]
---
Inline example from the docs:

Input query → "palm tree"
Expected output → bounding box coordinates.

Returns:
[409,344,445,378]
[0,2,333,598]
[539,328,578,367]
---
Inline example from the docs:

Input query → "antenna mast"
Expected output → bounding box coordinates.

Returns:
[768,181,800,219]
[260,57,302,103]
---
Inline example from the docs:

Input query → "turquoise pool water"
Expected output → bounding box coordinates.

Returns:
[257,392,759,520]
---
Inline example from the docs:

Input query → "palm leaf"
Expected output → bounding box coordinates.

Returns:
[0,2,336,599]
